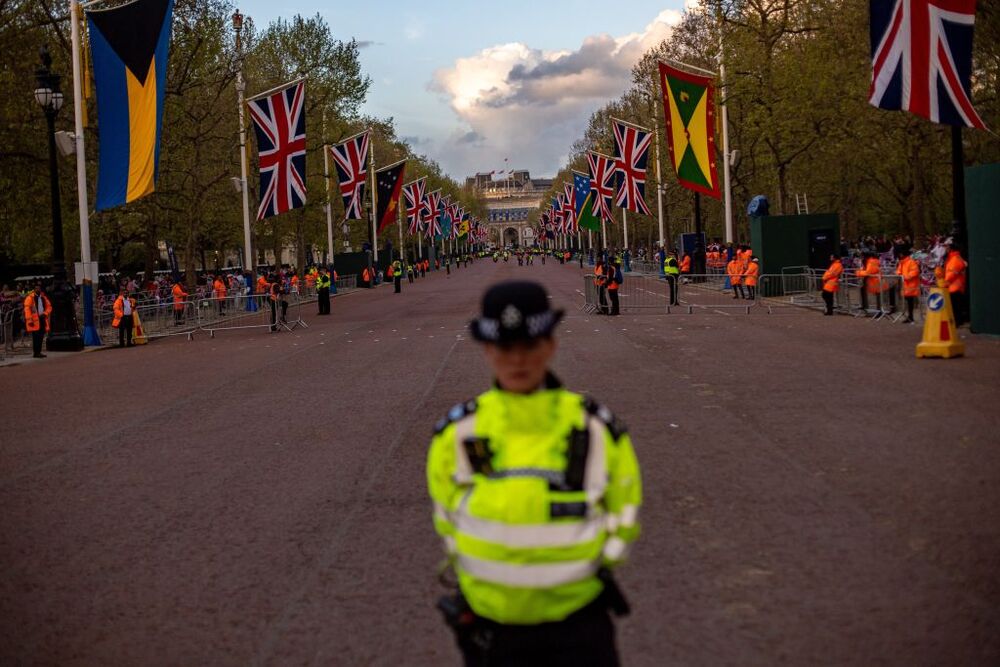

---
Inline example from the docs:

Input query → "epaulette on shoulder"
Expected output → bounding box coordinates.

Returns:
[433,398,479,435]
[583,396,628,440]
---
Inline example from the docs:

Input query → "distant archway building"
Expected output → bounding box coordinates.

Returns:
[466,170,553,247]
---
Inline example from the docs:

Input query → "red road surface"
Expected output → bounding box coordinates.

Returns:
[2,259,999,665]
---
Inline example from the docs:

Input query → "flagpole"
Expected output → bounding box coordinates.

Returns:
[233,13,253,277]
[653,105,666,247]
[70,0,100,346]
[323,143,334,266]
[398,198,403,263]
[719,34,734,244]
[369,142,378,265]
[601,217,607,250]
[622,209,629,249]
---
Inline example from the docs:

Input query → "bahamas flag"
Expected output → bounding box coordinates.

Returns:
[87,0,174,210]
[658,61,720,199]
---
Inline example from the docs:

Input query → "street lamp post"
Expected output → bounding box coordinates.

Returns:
[35,46,83,352]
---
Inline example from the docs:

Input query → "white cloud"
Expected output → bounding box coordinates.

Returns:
[431,10,683,177]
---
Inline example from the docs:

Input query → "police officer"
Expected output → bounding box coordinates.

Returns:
[428,280,641,666]
[663,250,680,306]
[316,267,331,315]
[392,258,403,293]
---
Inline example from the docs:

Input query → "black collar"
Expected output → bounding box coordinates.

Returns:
[494,371,563,393]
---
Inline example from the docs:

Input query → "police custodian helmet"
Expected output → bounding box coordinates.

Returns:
[470,281,564,344]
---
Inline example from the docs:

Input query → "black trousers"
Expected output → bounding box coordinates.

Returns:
[905,295,917,321]
[598,286,608,314]
[317,288,330,314]
[118,314,133,347]
[608,289,620,316]
[458,599,618,667]
[952,291,968,326]
[666,275,678,305]
[394,275,402,293]
[407,273,414,284]
[822,290,834,315]
[746,285,756,300]
[32,318,45,356]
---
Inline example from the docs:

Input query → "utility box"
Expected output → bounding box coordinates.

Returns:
[966,163,1000,335]
[750,213,840,276]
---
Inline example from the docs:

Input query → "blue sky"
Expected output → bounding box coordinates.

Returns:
[239,1,689,179]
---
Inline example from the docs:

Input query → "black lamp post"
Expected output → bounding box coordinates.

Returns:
[35,45,83,352]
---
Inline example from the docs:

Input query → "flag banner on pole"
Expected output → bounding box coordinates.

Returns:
[868,0,987,130]
[458,213,470,238]
[403,177,426,234]
[86,0,174,211]
[424,190,442,239]
[587,151,616,223]
[563,183,577,232]
[574,171,601,232]
[658,62,721,198]
[552,196,564,233]
[248,79,307,220]
[375,159,406,233]
[438,196,452,240]
[612,118,652,214]
[330,129,370,220]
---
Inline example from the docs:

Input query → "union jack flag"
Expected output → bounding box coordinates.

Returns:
[552,196,564,233]
[248,80,306,221]
[563,182,577,232]
[330,129,370,220]
[403,177,426,235]
[612,119,652,215]
[424,190,441,239]
[588,151,616,223]
[869,0,987,129]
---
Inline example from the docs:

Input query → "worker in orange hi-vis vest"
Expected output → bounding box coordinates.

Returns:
[743,257,760,301]
[821,255,843,316]
[896,248,921,323]
[727,256,744,300]
[943,245,968,326]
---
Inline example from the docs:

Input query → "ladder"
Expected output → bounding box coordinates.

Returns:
[795,193,809,215]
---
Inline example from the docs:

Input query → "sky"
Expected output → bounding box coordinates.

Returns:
[240,1,691,180]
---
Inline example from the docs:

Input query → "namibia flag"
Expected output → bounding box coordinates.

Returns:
[658,61,720,199]
[87,0,174,210]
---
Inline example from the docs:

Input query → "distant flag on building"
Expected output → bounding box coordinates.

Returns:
[868,0,987,129]
[612,118,652,214]
[574,171,601,232]
[375,159,406,233]
[587,151,616,224]
[403,177,426,234]
[658,62,721,198]
[86,0,175,210]
[248,79,307,220]
[330,129,370,220]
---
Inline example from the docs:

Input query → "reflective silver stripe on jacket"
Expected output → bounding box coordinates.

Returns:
[452,414,475,485]
[584,414,608,503]
[457,553,600,587]
[453,510,605,548]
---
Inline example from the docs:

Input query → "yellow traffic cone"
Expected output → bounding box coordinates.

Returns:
[915,283,964,359]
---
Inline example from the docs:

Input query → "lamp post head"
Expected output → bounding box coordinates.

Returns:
[34,44,62,115]
[232,9,243,33]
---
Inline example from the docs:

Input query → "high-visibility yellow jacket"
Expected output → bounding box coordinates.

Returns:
[427,375,641,625]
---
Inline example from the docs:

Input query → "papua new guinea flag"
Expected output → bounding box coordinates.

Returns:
[87,0,174,210]
[375,159,406,233]
[658,60,720,199]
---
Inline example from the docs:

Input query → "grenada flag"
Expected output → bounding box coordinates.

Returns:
[658,61,720,199]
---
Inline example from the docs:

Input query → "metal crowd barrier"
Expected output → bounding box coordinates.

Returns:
[1,306,30,360]
[200,291,308,337]
[580,274,762,314]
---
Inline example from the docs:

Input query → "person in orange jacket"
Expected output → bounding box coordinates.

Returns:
[896,248,921,323]
[171,279,189,325]
[213,275,227,315]
[607,260,623,316]
[743,257,760,300]
[113,287,137,348]
[23,282,52,358]
[680,253,692,276]
[856,252,887,313]
[944,245,968,325]
[727,256,744,299]
[821,254,843,316]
